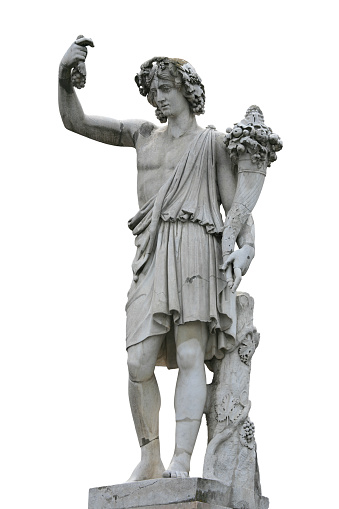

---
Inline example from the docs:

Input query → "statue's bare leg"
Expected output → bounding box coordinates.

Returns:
[163,321,208,478]
[127,334,165,481]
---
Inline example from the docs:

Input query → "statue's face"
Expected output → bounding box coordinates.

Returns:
[150,74,189,119]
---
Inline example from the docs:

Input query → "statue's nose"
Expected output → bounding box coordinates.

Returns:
[156,90,165,102]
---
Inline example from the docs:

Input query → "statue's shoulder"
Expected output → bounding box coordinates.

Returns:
[214,129,226,146]
[204,125,225,145]
[134,122,165,146]
[211,128,232,170]
[133,121,164,149]
[210,128,226,151]
[138,121,158,138]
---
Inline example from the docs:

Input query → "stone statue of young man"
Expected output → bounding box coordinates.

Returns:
[58,38,258,481]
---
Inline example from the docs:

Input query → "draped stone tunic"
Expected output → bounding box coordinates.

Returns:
[126,127,237,368]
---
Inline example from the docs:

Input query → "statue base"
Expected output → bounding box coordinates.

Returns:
[88,478,269,509]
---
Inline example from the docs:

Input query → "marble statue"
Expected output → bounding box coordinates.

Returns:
[59,36,282,509]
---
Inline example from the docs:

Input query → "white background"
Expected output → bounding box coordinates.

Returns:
[1,1,338,508]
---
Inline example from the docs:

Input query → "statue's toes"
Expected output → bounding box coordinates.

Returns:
[177,471,188,478]
[163,470,188,479]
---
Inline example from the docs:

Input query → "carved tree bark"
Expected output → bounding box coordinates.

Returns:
[203,292,268,509]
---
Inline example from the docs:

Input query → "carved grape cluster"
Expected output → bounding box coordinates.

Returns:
[71,37,87,89]
[240,419,256,449]
[243,420,255,440]
[224,106,283,168]
[71,65,86,89]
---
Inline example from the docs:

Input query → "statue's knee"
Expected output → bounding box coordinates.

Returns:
[176,342,203,371]
[127,356,142,381]
[127,351,154,382]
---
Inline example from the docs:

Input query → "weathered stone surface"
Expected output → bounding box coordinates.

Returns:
[204,293,263,504]
[119,504,230,509]
[88,478,269,509]
[115,504,230,509]
[60,41,279,497]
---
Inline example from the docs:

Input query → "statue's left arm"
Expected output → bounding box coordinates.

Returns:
[215,133,256,291]
[216,107,283,292]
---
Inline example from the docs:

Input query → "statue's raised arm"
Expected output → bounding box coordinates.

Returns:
[58,36,152,148]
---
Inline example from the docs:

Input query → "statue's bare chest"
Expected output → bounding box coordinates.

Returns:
[136,133,195,172]
[136,130,201,206]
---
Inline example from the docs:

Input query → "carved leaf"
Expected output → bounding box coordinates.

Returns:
[238,334,256,365]
[215,393,243,424]
[215,393,235,423]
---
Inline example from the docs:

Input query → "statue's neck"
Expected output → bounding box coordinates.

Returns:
[167,111,198,139]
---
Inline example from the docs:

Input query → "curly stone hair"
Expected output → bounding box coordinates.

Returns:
[135,57,205,123]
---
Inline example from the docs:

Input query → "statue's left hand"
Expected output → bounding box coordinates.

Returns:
[220,244,255,293]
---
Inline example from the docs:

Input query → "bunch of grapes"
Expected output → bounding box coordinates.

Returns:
[191,98,205,115]
[242,419,255,443]
[70,35,88,89]
[71,66,86,89]
[239,349,251,365]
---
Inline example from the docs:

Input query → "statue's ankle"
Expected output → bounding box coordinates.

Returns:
[140,437,161,459]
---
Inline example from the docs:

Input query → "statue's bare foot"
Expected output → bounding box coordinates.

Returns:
[127,458,165,482]
[163,453,190,479]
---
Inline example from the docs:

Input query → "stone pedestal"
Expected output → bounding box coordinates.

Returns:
[88,478,269,509]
